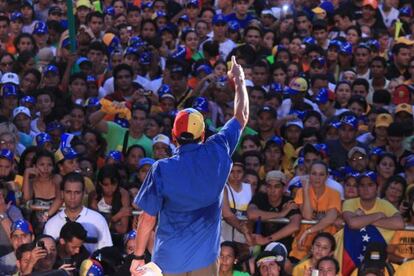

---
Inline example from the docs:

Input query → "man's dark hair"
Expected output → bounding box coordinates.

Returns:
[34,89,56,103]
[392,43,410,55]
[59,222,87,242]
[352,78,369,92]
[16,243,35,260]
[312,20,327,31]
[305,44,324,56]
[61,172,85,191]
[371,56,387,68]
[310,74,328,86]
[69,72,87,84]
[387,122,404,137]
[373,89,391,105]
[113,64,134,80]
[202,40,220,58]
[242,150,262,165]
[0,15,10,25]
[87,41,107,56]
[127,5,141,14]
[86,11,104,24]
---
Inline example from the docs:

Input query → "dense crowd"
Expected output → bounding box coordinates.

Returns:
[0,0,414,275]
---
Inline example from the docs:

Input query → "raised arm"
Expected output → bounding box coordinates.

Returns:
[228,56,249,129]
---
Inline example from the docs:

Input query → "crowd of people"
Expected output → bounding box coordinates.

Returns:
[0,0,413,275]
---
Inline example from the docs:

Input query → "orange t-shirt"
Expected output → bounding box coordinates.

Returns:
[389,230,414,259]
[290,186,341,259]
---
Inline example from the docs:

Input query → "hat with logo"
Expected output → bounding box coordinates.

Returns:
[10,12,23,22]
[348,146,367,159]
[0,149,13,162]
[375,113,393,128]
[339,41,353,55]
[172,108,205,141]
[339,114,358,129]
[228,20,240,32]
[264,242,287,268]
[79,259,104,276]
[1,72,19,85]
[43,64,59,75]
[33,21,48,35]
[265,170,286,184]
[11,219,33,234]
[186,0,199,7]
[358,170,377,183]
[124,230,136,244]
[212,14,227,25]
[257,106,277,118]
[399,7,412,17]
[256,251,284,269]
[138,157,155,170]
[285,119,304,129]
[152,134,171,147]
[361,242,387,270]
[13,106,31,119]
[2,84,19,97]
[106,150,122,162]
[315,88,335,104]
[55,147,79,163]
[395,103,413,115]
[192,97,209,113]
[35,132,52,146]
[405,155,414,170]
[286,77,308,95]
[20,95,35,105]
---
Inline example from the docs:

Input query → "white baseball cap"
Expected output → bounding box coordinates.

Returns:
[152,134,171,146]
[13,106,31,119]
[1,72,20,86]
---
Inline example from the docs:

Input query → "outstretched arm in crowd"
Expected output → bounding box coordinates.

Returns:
[228,56,249,130]
[130,212,157,275]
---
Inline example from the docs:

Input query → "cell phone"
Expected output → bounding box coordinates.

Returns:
[36,240,46,250]
[63,257,73,265]
[311,269,319,276]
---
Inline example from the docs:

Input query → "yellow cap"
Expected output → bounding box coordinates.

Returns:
[396,103,413,115]
[76,0,93,9]
[395,37,414,46]
[375,113,393,128]
[312,7,326,15]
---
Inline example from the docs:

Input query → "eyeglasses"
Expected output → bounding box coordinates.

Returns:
[351,156,365,161]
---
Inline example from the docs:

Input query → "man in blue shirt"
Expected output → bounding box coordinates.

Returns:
[130,56,249,275]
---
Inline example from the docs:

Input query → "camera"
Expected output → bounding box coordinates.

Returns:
[37,240,46,250]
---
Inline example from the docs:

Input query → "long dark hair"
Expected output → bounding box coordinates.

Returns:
[96,165,122,215]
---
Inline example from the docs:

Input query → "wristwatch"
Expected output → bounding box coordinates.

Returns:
[132,254,145,260]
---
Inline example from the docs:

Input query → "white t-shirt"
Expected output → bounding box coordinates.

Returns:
[44,207,113,253]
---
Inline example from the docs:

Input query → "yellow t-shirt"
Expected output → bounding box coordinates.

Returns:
[292,258,312,276]
[342,198,398,243]
[389,230,414,259]
[395,260,414,275]
[290,186,341,259]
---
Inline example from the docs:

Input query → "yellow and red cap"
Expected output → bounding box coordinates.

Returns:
[172,108,205,141]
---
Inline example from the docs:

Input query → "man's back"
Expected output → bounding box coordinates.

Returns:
[135,118,241,273]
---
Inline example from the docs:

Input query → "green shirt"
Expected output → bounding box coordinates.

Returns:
[103,121,153,157]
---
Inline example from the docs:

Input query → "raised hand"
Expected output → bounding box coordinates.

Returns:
[227,56,245,82]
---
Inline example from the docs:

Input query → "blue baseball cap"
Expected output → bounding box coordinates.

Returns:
[358,171,377,183]
[106,150,122,162]
[20,95,36,105]
[405,155,414,170]
[266,136,284,148]
[44,64,59,75]
[171,46,186,60]
[195,64,213,76]
[228,20,240,32]
[104,6,115,16]
[310,56,326,68]
[340,41,353,55]
[138,157,155,170]
[303,36,316,45]
[186,0,199,7]
[328,39,342,49]
[212,14,227,25]
[36,132,52,146]
[158,84,172,96]
[124,46,139,57]
[11,219,33,234]
[258,105,277,118]
[85,97,100,108]
[10,12,23,22]
[368,39,380,51]
[0,149,13,162]
[128,36,143,48]
[86,75,97,83]
[76,57,92,67]
[141,2,152,9]
[328,120,341,129]
[339,115,358,129]
[124,230,136,244]
[156,10,167,17]
[2,84,19,97]
[46,121,64,132]
[319,1,334,14]
[192,97,209,113]
[139,51,152,65]
[33,21,48,35]
[269,82,284,94]
[55,147,78,163]
[178,14,190,23]
[399,7,412,17]
[370,147,384,157]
